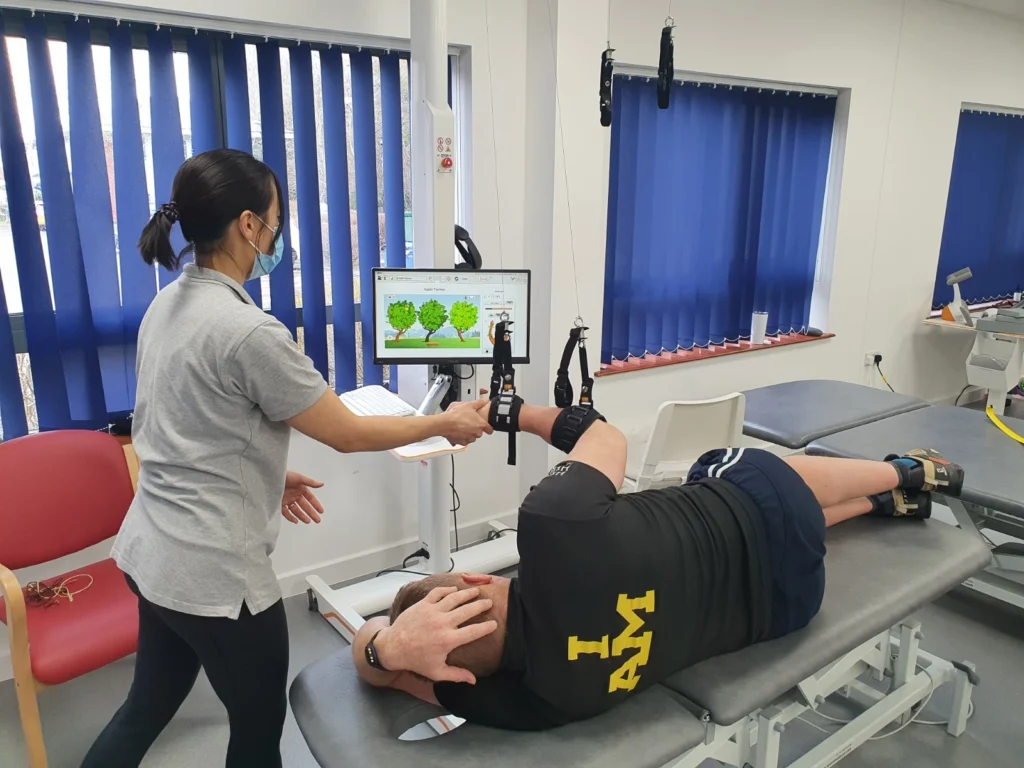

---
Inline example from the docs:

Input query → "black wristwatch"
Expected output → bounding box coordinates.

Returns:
[364,629,389,671]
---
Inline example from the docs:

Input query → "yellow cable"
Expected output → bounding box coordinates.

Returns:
[986,406,1024,445]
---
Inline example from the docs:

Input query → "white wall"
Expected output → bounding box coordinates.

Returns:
[551,0,1024,432]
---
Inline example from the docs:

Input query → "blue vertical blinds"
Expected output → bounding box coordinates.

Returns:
[320,48,357,394]
[350,51,384,388]
[602,77,835,364]
[0,19,206,439]
[934,110,1024,308]
[288,45,328,378]
[0,13,435,440]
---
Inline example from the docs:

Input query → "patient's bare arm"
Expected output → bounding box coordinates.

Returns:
[518,403,628,491]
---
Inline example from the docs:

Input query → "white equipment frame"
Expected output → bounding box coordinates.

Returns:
[947,496,1024,611]
[966,331,1024,416]
[305,0,520,645]
[657,618,976,768]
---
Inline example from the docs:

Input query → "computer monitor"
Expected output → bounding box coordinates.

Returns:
[372,268,531,365]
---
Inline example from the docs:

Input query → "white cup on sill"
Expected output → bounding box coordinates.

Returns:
[751,311,769,345]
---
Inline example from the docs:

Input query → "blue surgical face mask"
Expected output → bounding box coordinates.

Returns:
[247,215,284,281]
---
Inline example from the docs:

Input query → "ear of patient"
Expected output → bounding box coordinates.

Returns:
[390,573,511,678]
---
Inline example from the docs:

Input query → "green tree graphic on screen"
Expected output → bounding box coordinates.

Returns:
[449,301,479,342]
[418,300,449,344]
[387,300,417,342]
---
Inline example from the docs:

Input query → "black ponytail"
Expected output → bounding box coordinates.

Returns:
[137,203,181,271]
[139,149,284,270]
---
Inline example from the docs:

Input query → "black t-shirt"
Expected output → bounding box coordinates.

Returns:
[435,461,773,730]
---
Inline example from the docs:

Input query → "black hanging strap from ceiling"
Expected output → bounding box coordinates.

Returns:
[554,321,594,409]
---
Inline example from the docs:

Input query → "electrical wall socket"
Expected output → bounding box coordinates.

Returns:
[864,351,881,367]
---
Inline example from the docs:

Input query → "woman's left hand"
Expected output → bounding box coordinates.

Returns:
[282,472,325,524]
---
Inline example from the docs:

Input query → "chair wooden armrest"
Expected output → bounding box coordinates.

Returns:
[0,563,47,766]
[122,443,139,495]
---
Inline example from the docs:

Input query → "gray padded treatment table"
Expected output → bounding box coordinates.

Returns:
[290,654,705,768]
[807,405,1024,515]
[742,380,929,449]
[664,517,990,725]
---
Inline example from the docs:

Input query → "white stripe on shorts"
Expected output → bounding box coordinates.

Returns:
[712,447,746,478]
[707,448,735,478]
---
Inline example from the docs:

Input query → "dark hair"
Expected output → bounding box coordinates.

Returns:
[137,149,284,271]
[390,574,503,677]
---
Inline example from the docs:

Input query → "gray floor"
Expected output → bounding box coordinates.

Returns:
[0,594,341,768]
[3,586,1023,767]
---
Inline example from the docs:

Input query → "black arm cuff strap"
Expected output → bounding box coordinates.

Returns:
[551,405,606,454]
[489,393,523,466]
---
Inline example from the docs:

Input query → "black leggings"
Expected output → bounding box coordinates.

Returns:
[81,575,289,768]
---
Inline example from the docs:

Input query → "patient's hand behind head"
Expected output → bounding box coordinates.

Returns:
[391,573,509,679]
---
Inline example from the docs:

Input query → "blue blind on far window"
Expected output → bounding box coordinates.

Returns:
[602,77,835,364]
[934,111,1024,309]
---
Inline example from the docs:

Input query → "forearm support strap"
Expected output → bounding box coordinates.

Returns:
[489,393,524,466]
[551,405,606,454]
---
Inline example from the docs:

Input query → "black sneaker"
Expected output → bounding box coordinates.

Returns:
[885,448,964,497]
[870,489,932,519]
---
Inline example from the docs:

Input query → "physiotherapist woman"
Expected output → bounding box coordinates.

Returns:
[81,149,491,768]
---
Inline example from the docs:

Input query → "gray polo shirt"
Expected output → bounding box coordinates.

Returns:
[112,264,328,618]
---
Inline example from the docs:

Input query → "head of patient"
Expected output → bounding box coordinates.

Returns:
[390,573,511,677]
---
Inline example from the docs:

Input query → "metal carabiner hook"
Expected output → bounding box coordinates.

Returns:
[573,316,585,328]
[499,311,510,322]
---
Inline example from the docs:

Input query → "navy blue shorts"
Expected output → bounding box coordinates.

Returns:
[688,448,826,638]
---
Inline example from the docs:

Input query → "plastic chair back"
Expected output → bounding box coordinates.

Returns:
[0,431,135,570]
[632,394,746,491]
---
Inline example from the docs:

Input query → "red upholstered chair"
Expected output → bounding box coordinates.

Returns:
[0,430,139,768]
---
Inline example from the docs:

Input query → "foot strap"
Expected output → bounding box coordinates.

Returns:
[551,405,606,454]
[870,489,932,519]
[489,393,523,466]
[887,449,964,495]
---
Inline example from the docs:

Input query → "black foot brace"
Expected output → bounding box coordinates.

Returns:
[870,489,932,519]
[886,449,965,497]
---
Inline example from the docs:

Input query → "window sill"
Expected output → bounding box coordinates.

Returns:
[928,299,1016,318]
[595,332,835,377]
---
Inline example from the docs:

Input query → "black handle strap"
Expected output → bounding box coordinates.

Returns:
[657,25,674,110]
[490,321,515,399]
[489,320,519,465]
[554,325,595,409]
[578,340,593,406]
[489,393,523,466]
[600,48,615,127]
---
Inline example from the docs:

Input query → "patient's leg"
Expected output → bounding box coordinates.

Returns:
[821,498,873,527]
[783,455,899,509]
[786,456,935,521]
